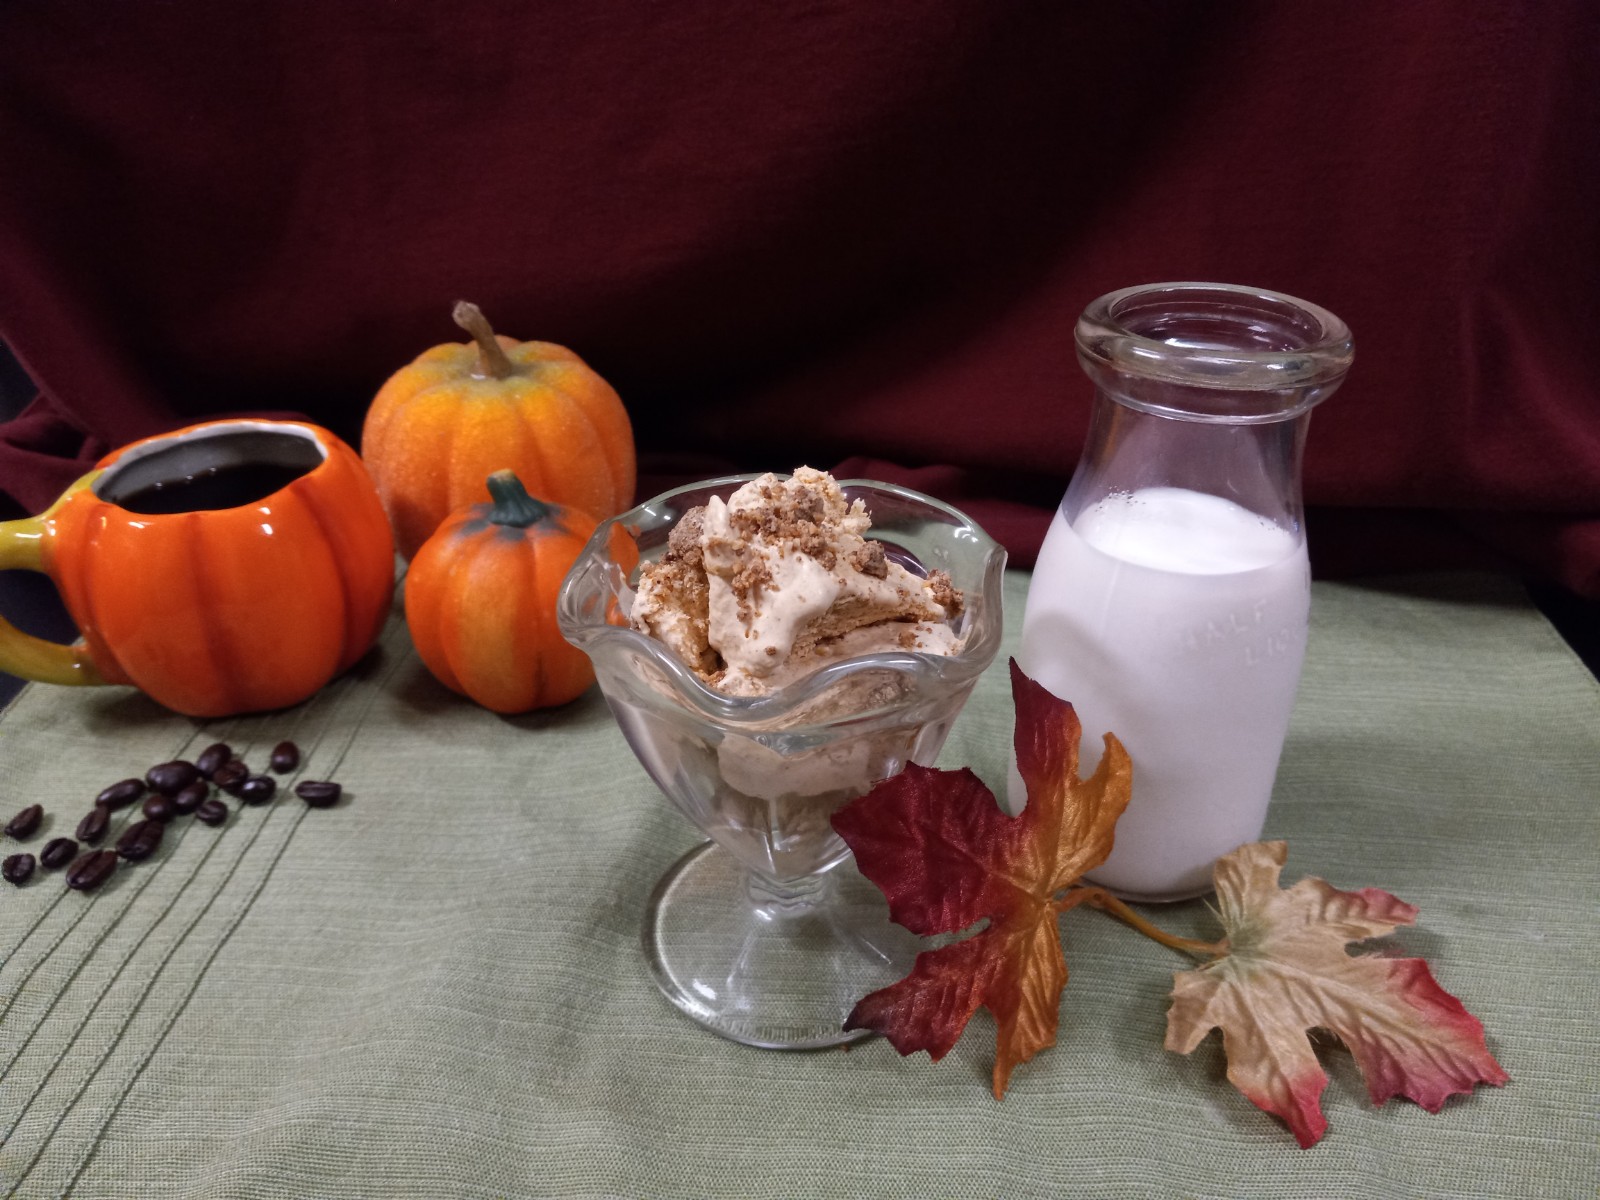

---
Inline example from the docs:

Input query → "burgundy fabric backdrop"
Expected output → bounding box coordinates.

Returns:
[1,1,1597,593]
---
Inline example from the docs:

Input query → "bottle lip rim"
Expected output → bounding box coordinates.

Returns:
[1076,282,1354,411]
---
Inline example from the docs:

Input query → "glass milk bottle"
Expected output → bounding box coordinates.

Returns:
[1012,282,1352,901]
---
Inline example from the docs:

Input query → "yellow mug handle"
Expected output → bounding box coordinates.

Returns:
[0,508,103,687]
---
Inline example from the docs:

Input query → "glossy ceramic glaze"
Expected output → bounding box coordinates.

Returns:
[0,419,394,717]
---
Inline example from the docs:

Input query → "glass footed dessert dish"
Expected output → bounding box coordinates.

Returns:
[558,473,1005,1048]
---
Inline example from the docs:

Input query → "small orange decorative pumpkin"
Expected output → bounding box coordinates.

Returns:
[405,471,606,712]
[362,302,636,559]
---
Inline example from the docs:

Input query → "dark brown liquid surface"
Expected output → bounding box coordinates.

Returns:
[113,462,309,514]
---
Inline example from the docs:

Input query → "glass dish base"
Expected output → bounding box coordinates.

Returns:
[643,840,922,1050]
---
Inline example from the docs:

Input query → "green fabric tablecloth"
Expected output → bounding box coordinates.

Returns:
[1,571,1596,1198]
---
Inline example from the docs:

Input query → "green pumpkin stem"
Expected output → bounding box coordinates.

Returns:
[484,470,554,528]
[453,301,517,380]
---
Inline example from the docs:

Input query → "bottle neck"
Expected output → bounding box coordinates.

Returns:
[1063,390,1312,539]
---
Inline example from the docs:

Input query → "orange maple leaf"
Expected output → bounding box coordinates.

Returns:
[1165,841,1509,1148]
[830,659,1131,1097]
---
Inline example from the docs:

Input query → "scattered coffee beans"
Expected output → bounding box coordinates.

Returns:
[294,780,342,808]
[146,760,200,796]
[116,819,164,862]
[173,782,209,815]
[195,742,233,778]
[269,740,300,773]
[77,806,110,845]
[96,778,146,810]
[5,803,43,840]
[33,739,344,895]
[40,837,78,870]
[66,849,118,892]
[237,776,277,805]
[213,760,249,793]
[3,852,36,885]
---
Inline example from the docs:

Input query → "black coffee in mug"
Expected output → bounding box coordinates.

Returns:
[94,426,323,514]
[113,462,311,514]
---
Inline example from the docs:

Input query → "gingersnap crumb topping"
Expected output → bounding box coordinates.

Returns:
[730,496,841,571]
[728,557,774,624]
[666,506,707,566]
[847,541,888,579]
[632,467,967,692]
[927,569,962,616]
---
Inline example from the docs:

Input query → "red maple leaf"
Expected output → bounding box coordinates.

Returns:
[830,659,1131,1097]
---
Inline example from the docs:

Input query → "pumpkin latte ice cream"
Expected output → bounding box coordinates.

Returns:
[559,466,1002,883]
[629,467,965,697]
[623,467,970,844]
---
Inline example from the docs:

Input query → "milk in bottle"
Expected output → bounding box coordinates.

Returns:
[1012,487,1310,900]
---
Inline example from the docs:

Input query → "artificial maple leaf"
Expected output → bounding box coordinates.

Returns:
[1165,840,1509,1148]
[831,658,1131,1098]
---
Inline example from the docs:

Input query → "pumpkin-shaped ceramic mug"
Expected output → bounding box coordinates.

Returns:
[0,419,395,717]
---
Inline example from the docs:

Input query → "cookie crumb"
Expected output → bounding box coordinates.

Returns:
[927,569,962,616]
[848,541,888,579]
[666,506,707,566]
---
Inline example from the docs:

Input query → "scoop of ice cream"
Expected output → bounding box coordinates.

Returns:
[630,467,963,695]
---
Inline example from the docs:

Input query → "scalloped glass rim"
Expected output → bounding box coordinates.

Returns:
[557,473,1007,730]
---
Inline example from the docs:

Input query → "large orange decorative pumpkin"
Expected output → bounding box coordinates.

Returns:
[362,302,636,559]
[0,419,395,717]
[404,471,613,712]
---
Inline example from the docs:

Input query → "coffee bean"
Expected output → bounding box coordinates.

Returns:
[294,780,342,808]
[116,819,164,862]
[77,806,110,845]
[142,794,178,822]
[213,760,248,792]
[66,849,118,891]
[195,742,233,778]
[146,760,200,795]
[237,775,277,805]
[3,853,35,885]
[269,740,300,773]
[96,778,146,810]
[195,798,229,826]
[173,782,209,815]
[5,803,43,840]
[40,837,78,870]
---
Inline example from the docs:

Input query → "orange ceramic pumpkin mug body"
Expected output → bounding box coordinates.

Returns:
[0,419,395,717]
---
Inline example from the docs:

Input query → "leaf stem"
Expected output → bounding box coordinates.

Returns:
[1059,886,1223,959]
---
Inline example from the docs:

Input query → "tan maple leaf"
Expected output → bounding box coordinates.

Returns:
[1165,841,1509,1148]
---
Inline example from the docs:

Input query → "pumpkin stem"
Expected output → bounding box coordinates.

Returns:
[453,301,518,380]
[484,470,555,528]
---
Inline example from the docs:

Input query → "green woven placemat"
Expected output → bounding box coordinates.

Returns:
[1,572,1595,1198]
